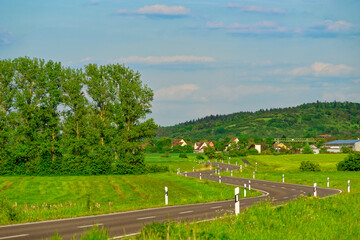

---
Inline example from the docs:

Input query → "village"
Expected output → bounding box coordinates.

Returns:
[143,137,360,155]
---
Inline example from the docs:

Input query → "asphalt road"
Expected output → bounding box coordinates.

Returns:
[0,162,342,240]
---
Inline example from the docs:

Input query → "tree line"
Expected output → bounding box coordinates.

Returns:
[0,57,157,175]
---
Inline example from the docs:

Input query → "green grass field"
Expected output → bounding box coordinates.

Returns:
[0,153,260,225]
[135,153,360,240]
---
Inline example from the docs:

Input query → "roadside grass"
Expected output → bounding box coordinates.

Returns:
[0,172,259,225]
[134,153,360,240]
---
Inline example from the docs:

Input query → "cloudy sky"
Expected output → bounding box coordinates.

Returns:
[1,0,360,126]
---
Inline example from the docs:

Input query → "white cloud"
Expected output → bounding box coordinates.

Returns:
[309,20,353,32]
[291,62,354,76]
[0,30,12,45]
[227,3,286,14]
[206,21,288,34]
[80,57,94,62]
[117,5,189,16]
[115,56,215,64]
[155,84,200,101]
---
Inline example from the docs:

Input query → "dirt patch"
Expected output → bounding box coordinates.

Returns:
[1,182,13,192]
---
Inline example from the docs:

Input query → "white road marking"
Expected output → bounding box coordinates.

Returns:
[291,189,296,191]
[271,185,276,187]
[179,211,194,214]
[0,234,29,240]
[210,206,222,209]
[137,216,156,220]
[112,232,140,239]
[78,223,103,228]
[281,187,286,189]
[283,197,289,199]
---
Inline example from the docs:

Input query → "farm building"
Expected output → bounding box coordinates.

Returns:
[171,139,187,147]
[324,140,360,153]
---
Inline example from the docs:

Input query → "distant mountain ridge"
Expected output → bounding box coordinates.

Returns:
[156,101,360,140]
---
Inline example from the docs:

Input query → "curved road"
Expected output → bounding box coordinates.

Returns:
[0,163,341,240]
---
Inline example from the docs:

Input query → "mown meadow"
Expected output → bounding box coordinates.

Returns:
[0,153,260,225]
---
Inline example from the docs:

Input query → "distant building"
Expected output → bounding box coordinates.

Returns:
[248,144,262,153]
[272,142,288,151]
[324,140,360,153]
[194,142,208,153]
[171,139,187,147]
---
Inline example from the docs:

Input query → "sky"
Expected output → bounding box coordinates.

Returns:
[1,0,360,126]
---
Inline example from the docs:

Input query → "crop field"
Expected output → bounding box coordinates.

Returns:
[0,154,260,225]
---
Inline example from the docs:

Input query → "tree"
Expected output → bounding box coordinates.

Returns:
[204,146,216,159]
[302,144,313,154]
[0,59,16,173]
[337,152,360,171]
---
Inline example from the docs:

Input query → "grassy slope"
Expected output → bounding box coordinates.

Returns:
[136,154,360,240]
[0,153,260,225]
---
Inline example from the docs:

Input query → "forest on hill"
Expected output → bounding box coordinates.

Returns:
[157,102,360,141]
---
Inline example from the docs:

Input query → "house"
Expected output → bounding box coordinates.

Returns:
[171,139,187,147]
[248,144,262,153]
[324,140,360,153]
[193,142,208,153]
[207,141,215,148]
[225,137,239,151]
[272,142,288,151]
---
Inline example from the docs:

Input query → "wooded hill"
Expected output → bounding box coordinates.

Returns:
[157,102,360,141]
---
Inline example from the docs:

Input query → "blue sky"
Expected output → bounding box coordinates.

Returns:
[1,0,359,126]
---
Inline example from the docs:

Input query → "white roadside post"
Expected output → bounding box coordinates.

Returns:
[222,160,224,163]
[193,167,195,172]
[255,162,257,172]
[165,186,168,205]
[249,180,251,190]
[215,169,217,174]
[235,187,240,216]
[327,177,329,188]
[200,173,202,180]
[236,161,238,166]
[210,165,212,170]
[348,180,350,193]
[245,163,247,168]
[244,184,247,197]
[313,183,317,197]
[219,175,222,183]
[231,170,233,176]
[226,168,229,172]
[240,165,242,173]
[228,161,230,164]
[282,174,285,183]
[185,171,187,177]
[253,172,255,179]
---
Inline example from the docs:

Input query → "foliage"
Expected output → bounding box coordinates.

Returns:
[0,57,157,176]
[50,226,109,240]
[178,153,188,158]
[204,146,216,159]
[196,154,205,160]
[299,161,320,171]
[157,101,360,140]
[301,145,314,154]
[337,152,360,171]
[341,146,353,153]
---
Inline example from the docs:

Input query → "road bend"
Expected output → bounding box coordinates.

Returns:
[0,162,341,240]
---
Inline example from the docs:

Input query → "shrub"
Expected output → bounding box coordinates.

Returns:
[161,152,170,158]
[299,161,320,171]
[341,146,353,153]
[196,154,205,160]
[337,152,360,171]
[302,145,314,154]
[179,153,188,158]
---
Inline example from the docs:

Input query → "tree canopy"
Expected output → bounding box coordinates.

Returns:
[0,57,157,175]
